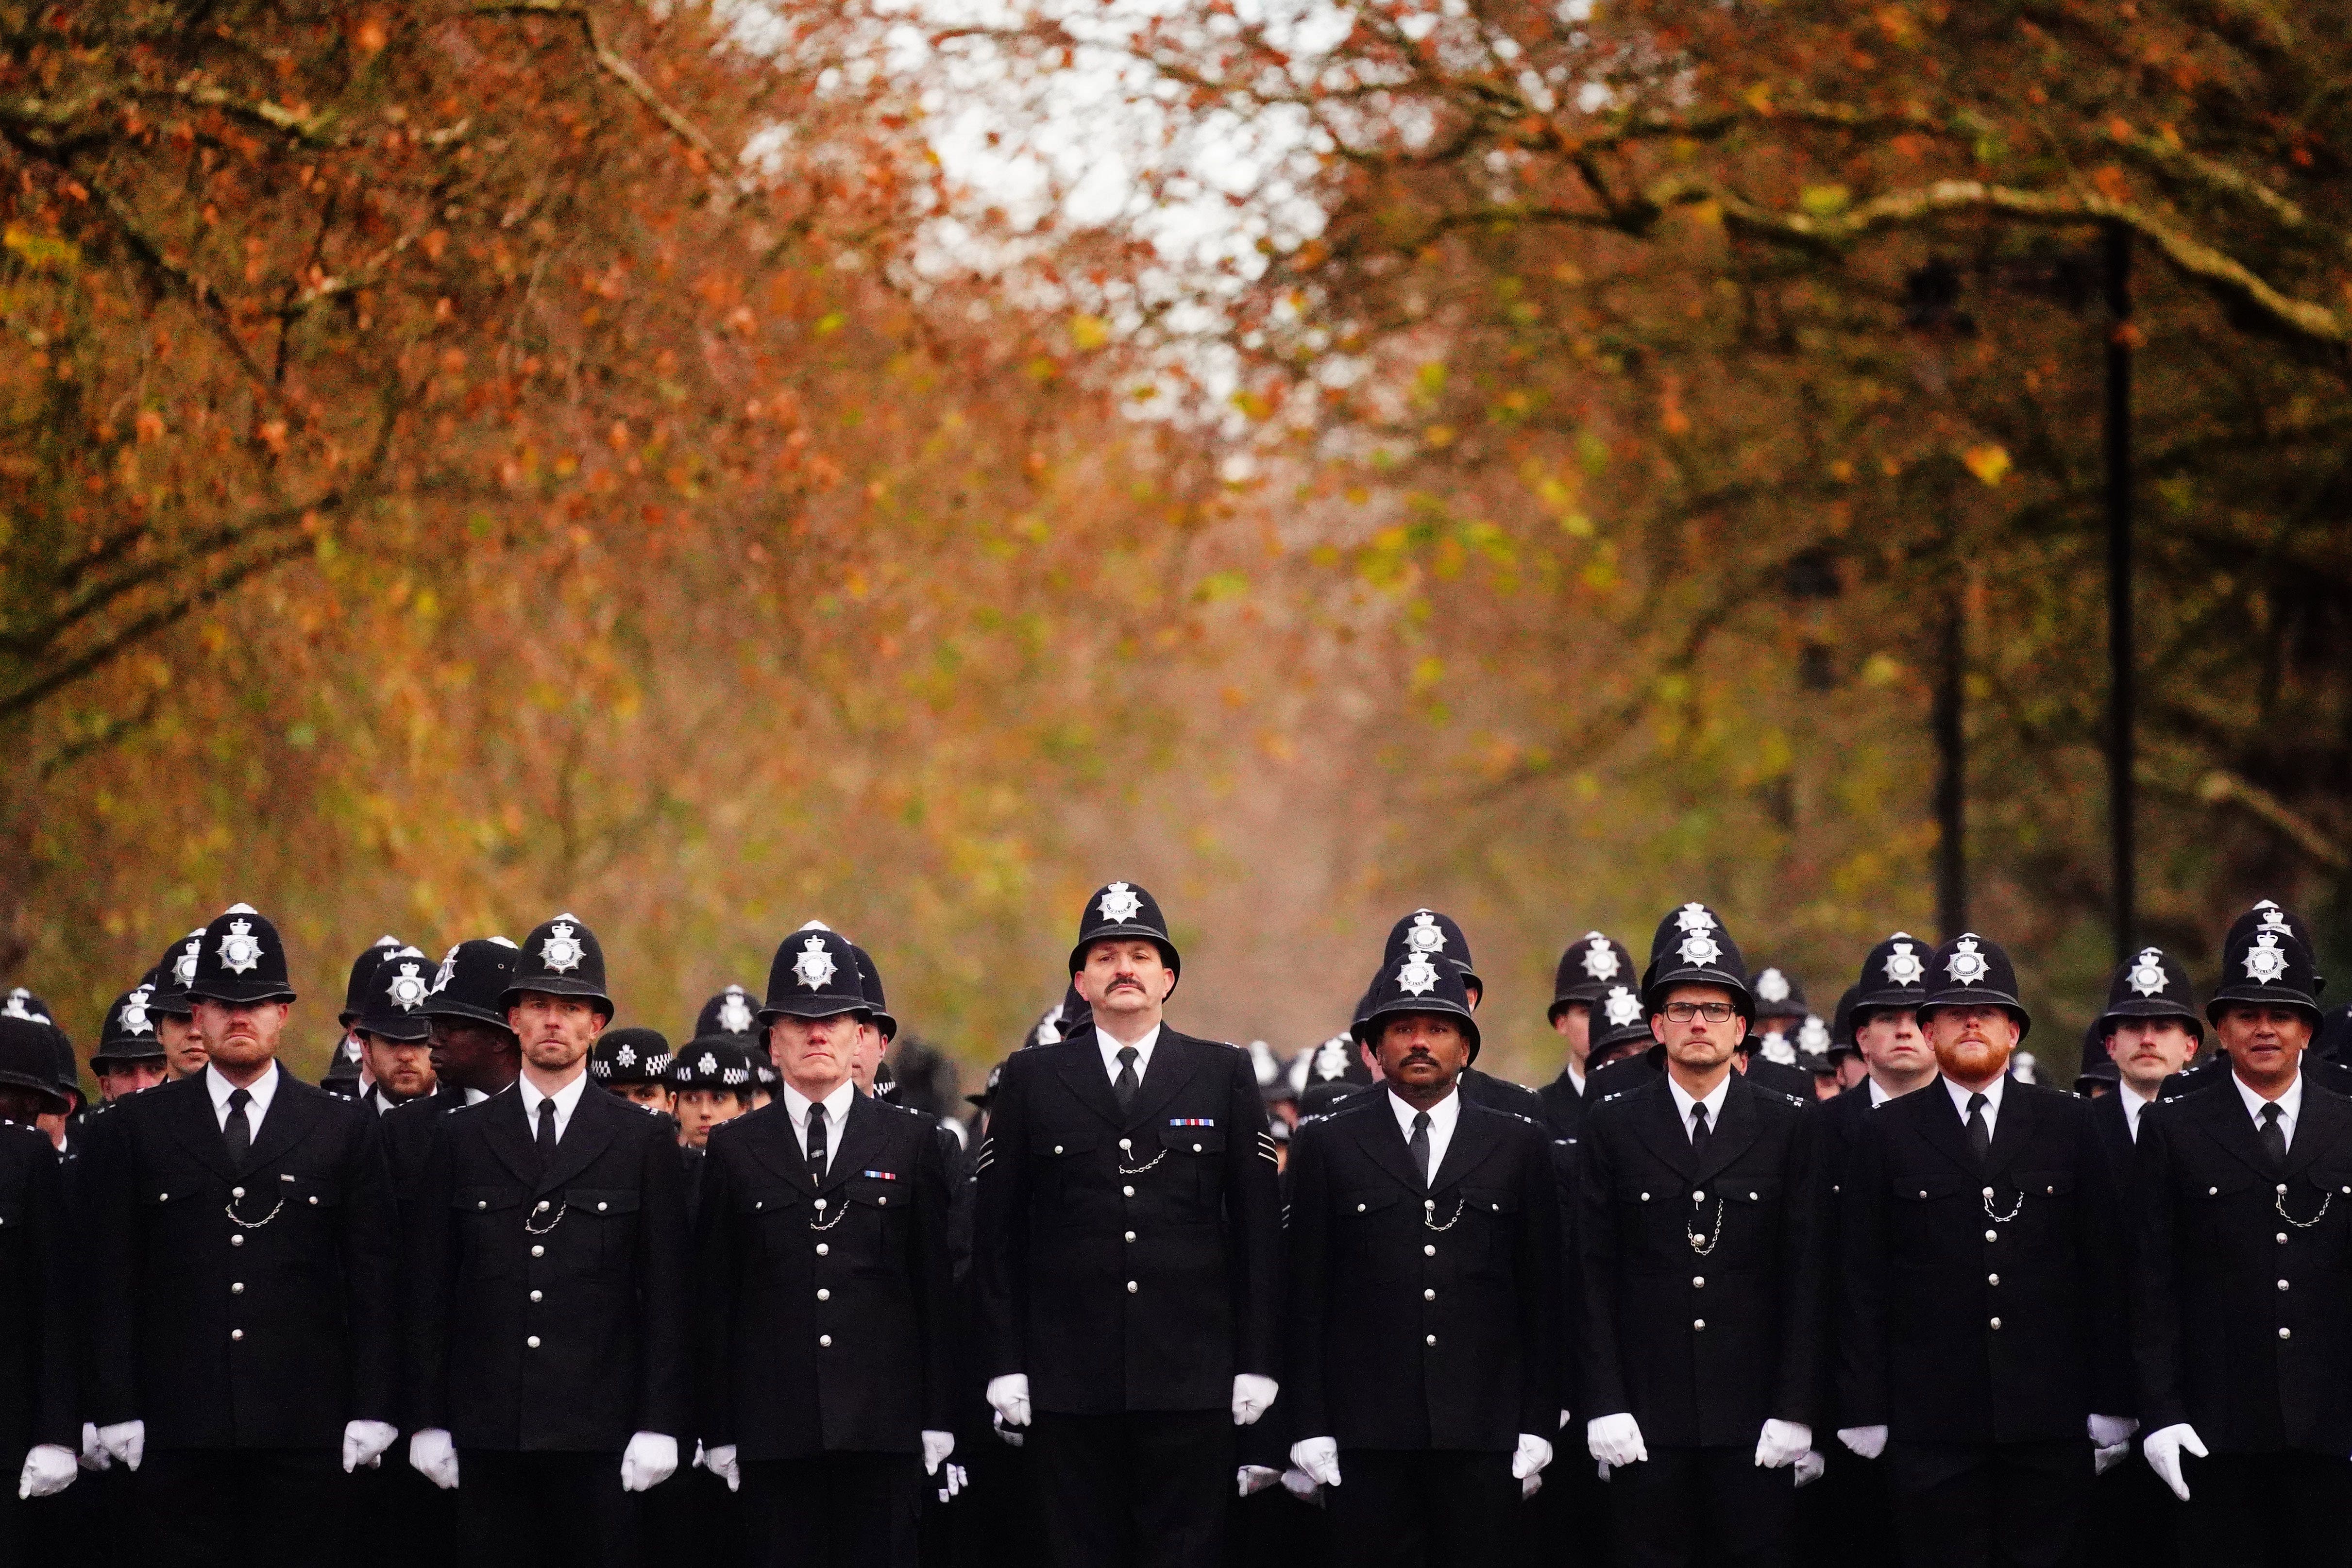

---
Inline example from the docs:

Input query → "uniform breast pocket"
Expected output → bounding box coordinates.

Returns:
[1454,1185,1522,1272]
[1030,1131,1097,1202]
[840,1177,909,1266]
[736,1185,801,1258]
[566,1188,642,1270]
[2007,1169,2077,1252]
[1168,1125,1226,1207]
[1713,1178,1783,1260]
[455,1185,526,1276]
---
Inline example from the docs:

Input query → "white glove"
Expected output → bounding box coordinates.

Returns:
[18,1444,77,1500]
[986,1373,1031,1429]
[1238,1464,1282,1497]
[2143,1422,2205,1501]
[1586,1413,1647,1469]
[342,1419,399,1473]
[990,1411,1025,1449]
[1289,1436,1342,1488]
[1754,1418,1812,1469]
[1836,1424,1888,1460]
[922,1430,956,1476]
[2089,1414,2138,1476]
[95,1421,144,1473]
[1232,1374,1280,1426]
[1280,1467,1319,1500]
[1512,1433,1554,1481]
[619,1432,679,1492]
[936,1463,966,1501]
[1794,1450,1826,1487]
[408,1429,460,1490]
[704,1443,741,1493]
[78,1423,107,1473]
[1560,1408,1574,1431]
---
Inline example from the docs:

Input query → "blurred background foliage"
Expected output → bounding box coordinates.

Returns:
[3,0,2346,1091]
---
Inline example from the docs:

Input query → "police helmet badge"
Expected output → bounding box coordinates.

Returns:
[1396,951,1440,997]
[2243,933,2292,985]
[1882,937,1926,988]
[1756,968,1792,1005]
[120,987,155,1036]
[2126,948,2170,997]
[387,961,430,1012]
[1098,882,1144,925]
[1945,935,1990,986]
[218,915,264,976]
[1676,929,1724,969]
[2,989,49,1024]
[1580,934,1620,981]
[792,936,839,991]
[540,919,586,975]
[1603,987,1644,1029]
[430,946,460,994]
[1404,912,1448,955]
[718,987,756,1035]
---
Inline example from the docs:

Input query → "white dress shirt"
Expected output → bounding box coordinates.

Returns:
[1944,1073,2005,1140]
[1388,1084,1460,1180]
[2119,1080,2158,1143]
[517,1069,591,1143]
[783,1079,860,1174]
[206,1061,281,1136]
[1565,1064,1587,1097]
[1867,1077,1898,1107]
[2233,1068,2302,1153]
[1097,1024,1162,1086]
[1666,1072,1731,1142]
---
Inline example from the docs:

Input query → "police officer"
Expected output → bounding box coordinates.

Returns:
[591,1028,677,1116]
[382,937,526,1203]
[143,927,212,1080]
[333,936,405,1101]
[2133,917,2352,1566]
[0,1011,77,1557]
[1836,931,2132,1568]
[1283,943,1560,1563]
[973,881,1282,1568]
[672,1032,756,1151]
[403,913,690,1568]
[1540,931,1636,1142]
[2157,902,2352,1099]
[80,903,403,1568]
[1579,903,1826,1568]
[91,984,170,1104]
[2089,947,2201,1162]
[355,946,439,1115]
[695,924,957,1566]
[1379,910,1546,1118]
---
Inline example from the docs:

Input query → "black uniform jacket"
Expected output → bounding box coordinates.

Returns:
[2132,1077,2352,1454]
[381,1084,474,1221]
[82,1069,399,1447]
[1284,1091,1560,1451]
[1536,1068,1587,1142]
[404,1082,692,1451]
[694,1094,956,1459]
[0,1120,76,1455]
[2087,1089,2136,1193]
[1580,1073,1825,1446]
[2161,1052,2352,1100]
[1839,1076,2129,1444]
[974,1027,1282,1414]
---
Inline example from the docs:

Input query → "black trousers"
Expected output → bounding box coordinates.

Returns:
[455,1449,640,1568]
[346,1448,461,1568]
[1795,1441,1893,1568]
[1028,1408,1232,1568]
[1607,1444,1796,1568]
[2177,1450,2352,1568]
[741,1453,918,1568]
[1327,1448,1521,1568]
[133,1447,343,1568]
[1523,1430,1611,1568]
[2082,1437,2178,1568]
[1889,1440,2090,1568]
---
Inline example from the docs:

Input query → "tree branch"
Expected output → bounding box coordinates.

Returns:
[474,1,732,172]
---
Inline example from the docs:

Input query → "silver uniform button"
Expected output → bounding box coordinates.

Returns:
[816,1244,828,1256]
[526,1335,541,1348]
[1356,1203,1367,1213]
[232,1187,245,1199]
[1984,1231,1998,1243]
[820,1334,832,1347]
[530,1290,543,1302]
[1423,1243,1436,1256]
[532,1245,545,1258]
[1693,1191,1705,1203]
[231,1234,244,1247]
[1990,1317,2002,1330]
[537,1201,550,1212]
[1122,1185,1135,1198]
[308,1196,318,1205]
[1692,1276,1705,1289]
[597,1202,608,1212]
[2278,1280,2290,1292]
[1423,1288,1436,1301]
[1126,1281,1138,1294]
[2280,1327,2293,1341]
[1982,1186,1995,1199]
[1425,1334,1437,1346]
[1054,1145,1065,1155]
[2278,1233,2290,1245]
[1424,1198,1436,1211]
[1693,1319,1706,1331]
[231,1282,244,1295]
[817,1289,830,1301]
[2279,1184,2289,1195]
[1988,1274,1999,1286]
[1124,1231,1136,1242]
[1119,1139,1131,1151]
[230,1329,244,1341]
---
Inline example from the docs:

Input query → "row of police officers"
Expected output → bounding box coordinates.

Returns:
[0,883,2346,1568]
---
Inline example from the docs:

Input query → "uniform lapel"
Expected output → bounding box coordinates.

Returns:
[1982,1080,2036,1180]
[1626,1080,1700,1180]
[534,1084,622,1197]
[815,1093,889,1197]
[2280,1076,2345,1182]
[1428,1098,1504,1191]
[240,1073,322,1174]
[1051,1039,1130,1132]
[1917,1077,1987,1176]
[1693,1076,1761,1186]
[1347,1091,1432,1196]
[1122,1033,1203,1133]
[743,1102,819,1194]
[478,1087,541,1189]
[2186,1081,2277,1181]
[165,1075,237,1181]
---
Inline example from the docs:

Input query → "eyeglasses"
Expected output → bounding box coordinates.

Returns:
[1662,1001,1736,1023]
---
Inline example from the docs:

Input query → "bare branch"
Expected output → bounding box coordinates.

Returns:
[473,1,733,171]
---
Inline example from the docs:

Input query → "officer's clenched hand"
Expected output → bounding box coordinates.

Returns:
[702,1444,741,1493]
[618,1432,679,1492]
[1288,1436,1342,1488]
[1585,1413,1646,1470]
[78,1423,106,1473]
[985,1373,1032,1428]
[1231,1373,1279,1426]
[1513,1433,1554,1498]
[1752,1419,1812,1469]
[342,1419,399,1473]
[2142,1423,2206,1501]
[1835,1425,1887,1461]
[1278,1467,1319,1500]
[408,1429,460,1490]
[1793,1450,1826,1488]
[937,1464,967,1501]
[2088,1414,2138,1476]
[921,1430,957,1476]
[94,1421,144,1472]
[18,1444,77,1500]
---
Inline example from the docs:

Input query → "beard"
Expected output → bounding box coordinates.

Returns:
[1935,1036,2012,1081]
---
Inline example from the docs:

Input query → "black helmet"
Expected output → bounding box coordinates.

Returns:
[1353,944,1481,1062]
[1589,980,1653,1058]
[93,985,168,1068]
[1551,931,1634,1020]
[2208,921,2322,1026]
[0,1013,68,1115]
[1751,965,1808,1018]
[1853,932,1932,1020]
[1641,902,1753,1017]
[759,925,871,1025]
[424,937,522,1031]
[147,927,208,1016]
[502,913,612,1016]
[340,935,404,1027]
[355,945,435,1044]
[186,904,297,1006]
[848,943,898,1043]
[1382,910,1479,998]
[2223,901,2324,998]
[590,1026,674,1088]
[1917,931,2031,1039]
[670,1033,756,1095]
[1069,881,1179,985]
[2096,946,2201,1039]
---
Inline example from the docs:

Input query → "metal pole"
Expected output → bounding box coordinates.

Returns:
[2105,222,2135,962]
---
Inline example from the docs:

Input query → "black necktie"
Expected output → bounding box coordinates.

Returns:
[1114,1046,1140,1112]
[1965,1092,1992,1161]
[1409,1110,1432,1188]
[1689,1101,1711,1163]
[807,1102,829,1183]
[535,1097,559,1162]
[223,1087,252,1166]
[2260,1102,2288,1168]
